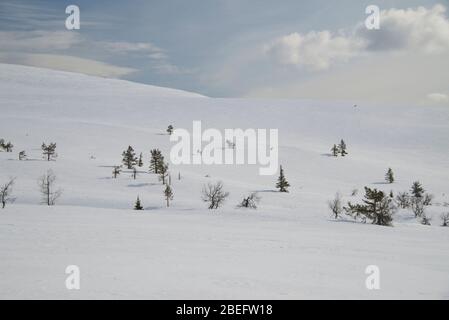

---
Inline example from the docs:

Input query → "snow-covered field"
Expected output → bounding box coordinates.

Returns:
[0,63,448,299]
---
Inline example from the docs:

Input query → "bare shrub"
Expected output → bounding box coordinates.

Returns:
[202,181,229,209]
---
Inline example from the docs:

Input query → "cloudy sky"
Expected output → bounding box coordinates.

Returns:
[0,0,448,105]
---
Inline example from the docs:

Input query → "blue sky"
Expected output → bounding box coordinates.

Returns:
[0,0,448,104]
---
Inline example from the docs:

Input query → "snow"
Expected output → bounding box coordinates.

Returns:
[0,63,449,299]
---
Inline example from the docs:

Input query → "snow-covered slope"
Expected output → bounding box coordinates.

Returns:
[0,63,448,299]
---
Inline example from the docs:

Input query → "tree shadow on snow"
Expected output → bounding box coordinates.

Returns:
[127,183,157,188]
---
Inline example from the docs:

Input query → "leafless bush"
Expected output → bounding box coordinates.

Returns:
[237,192,260,209]
[410,196,425,218]
[202,181,229,209]
[423,193,433,206]
[0,177,16,209]
[328,192,343,219]
[38,170,62,206]
[421,214,431,226]
[395,192,410,209]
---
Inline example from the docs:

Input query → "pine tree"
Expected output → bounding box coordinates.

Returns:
[138,153,143,167]
[339,139,347,156]
[42,142,57,161]
[411,181,425,198]
[276,166,290,193]
[134,196,144,210]
[385,168,394,184]
[132,167,137,180]
[164,185,173,207]
[331,144,339,157]
[167,125,174,135]
[149,149,164,174]
[122,146,137,169]
[345,187,395,226]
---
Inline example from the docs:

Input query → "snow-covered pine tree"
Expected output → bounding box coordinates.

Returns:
[331,144,339,157]
[134,196,143,210]
[132,167,137,180]
[410,181,425,198]
[164,185,173,207]
[339,139,347,156]
[385,168,394,184]
[167,125,174,135]
[41,142,57,161]
[276,166,290,193]
[122,146,137,169]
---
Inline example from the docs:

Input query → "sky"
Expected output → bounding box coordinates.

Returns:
[0,0,448,105]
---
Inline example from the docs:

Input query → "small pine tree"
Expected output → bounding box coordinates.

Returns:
[149,149,164,174]
[167,125,174,135]
[132,167,137,180]
[331,144,339,157]
[276,166,290,193]
[42,142,57,161]
[345,187,395,226]
[411,181,425,198]
[339,139,347,156]
[138,153,143,167]
[122,146,137,169]
[134,196,144,210]
[385,168,394,184]
[164,185,173,207]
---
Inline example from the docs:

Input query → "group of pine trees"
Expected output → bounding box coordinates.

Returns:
[331,139,348,157]
[120,146,174,210]
[0,140,57,161]
[328,178,448,226]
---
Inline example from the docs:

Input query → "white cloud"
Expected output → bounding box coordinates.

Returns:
[0,30,185,76]
[266,31,364,70]
[0,53,136,78]
[0,30,82,51]
[100,41,166,56]
[427,93,449,104]
[358,4,449,54]
[266,5,449,71]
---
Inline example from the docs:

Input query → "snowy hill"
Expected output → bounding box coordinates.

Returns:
[0,63,448,299]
